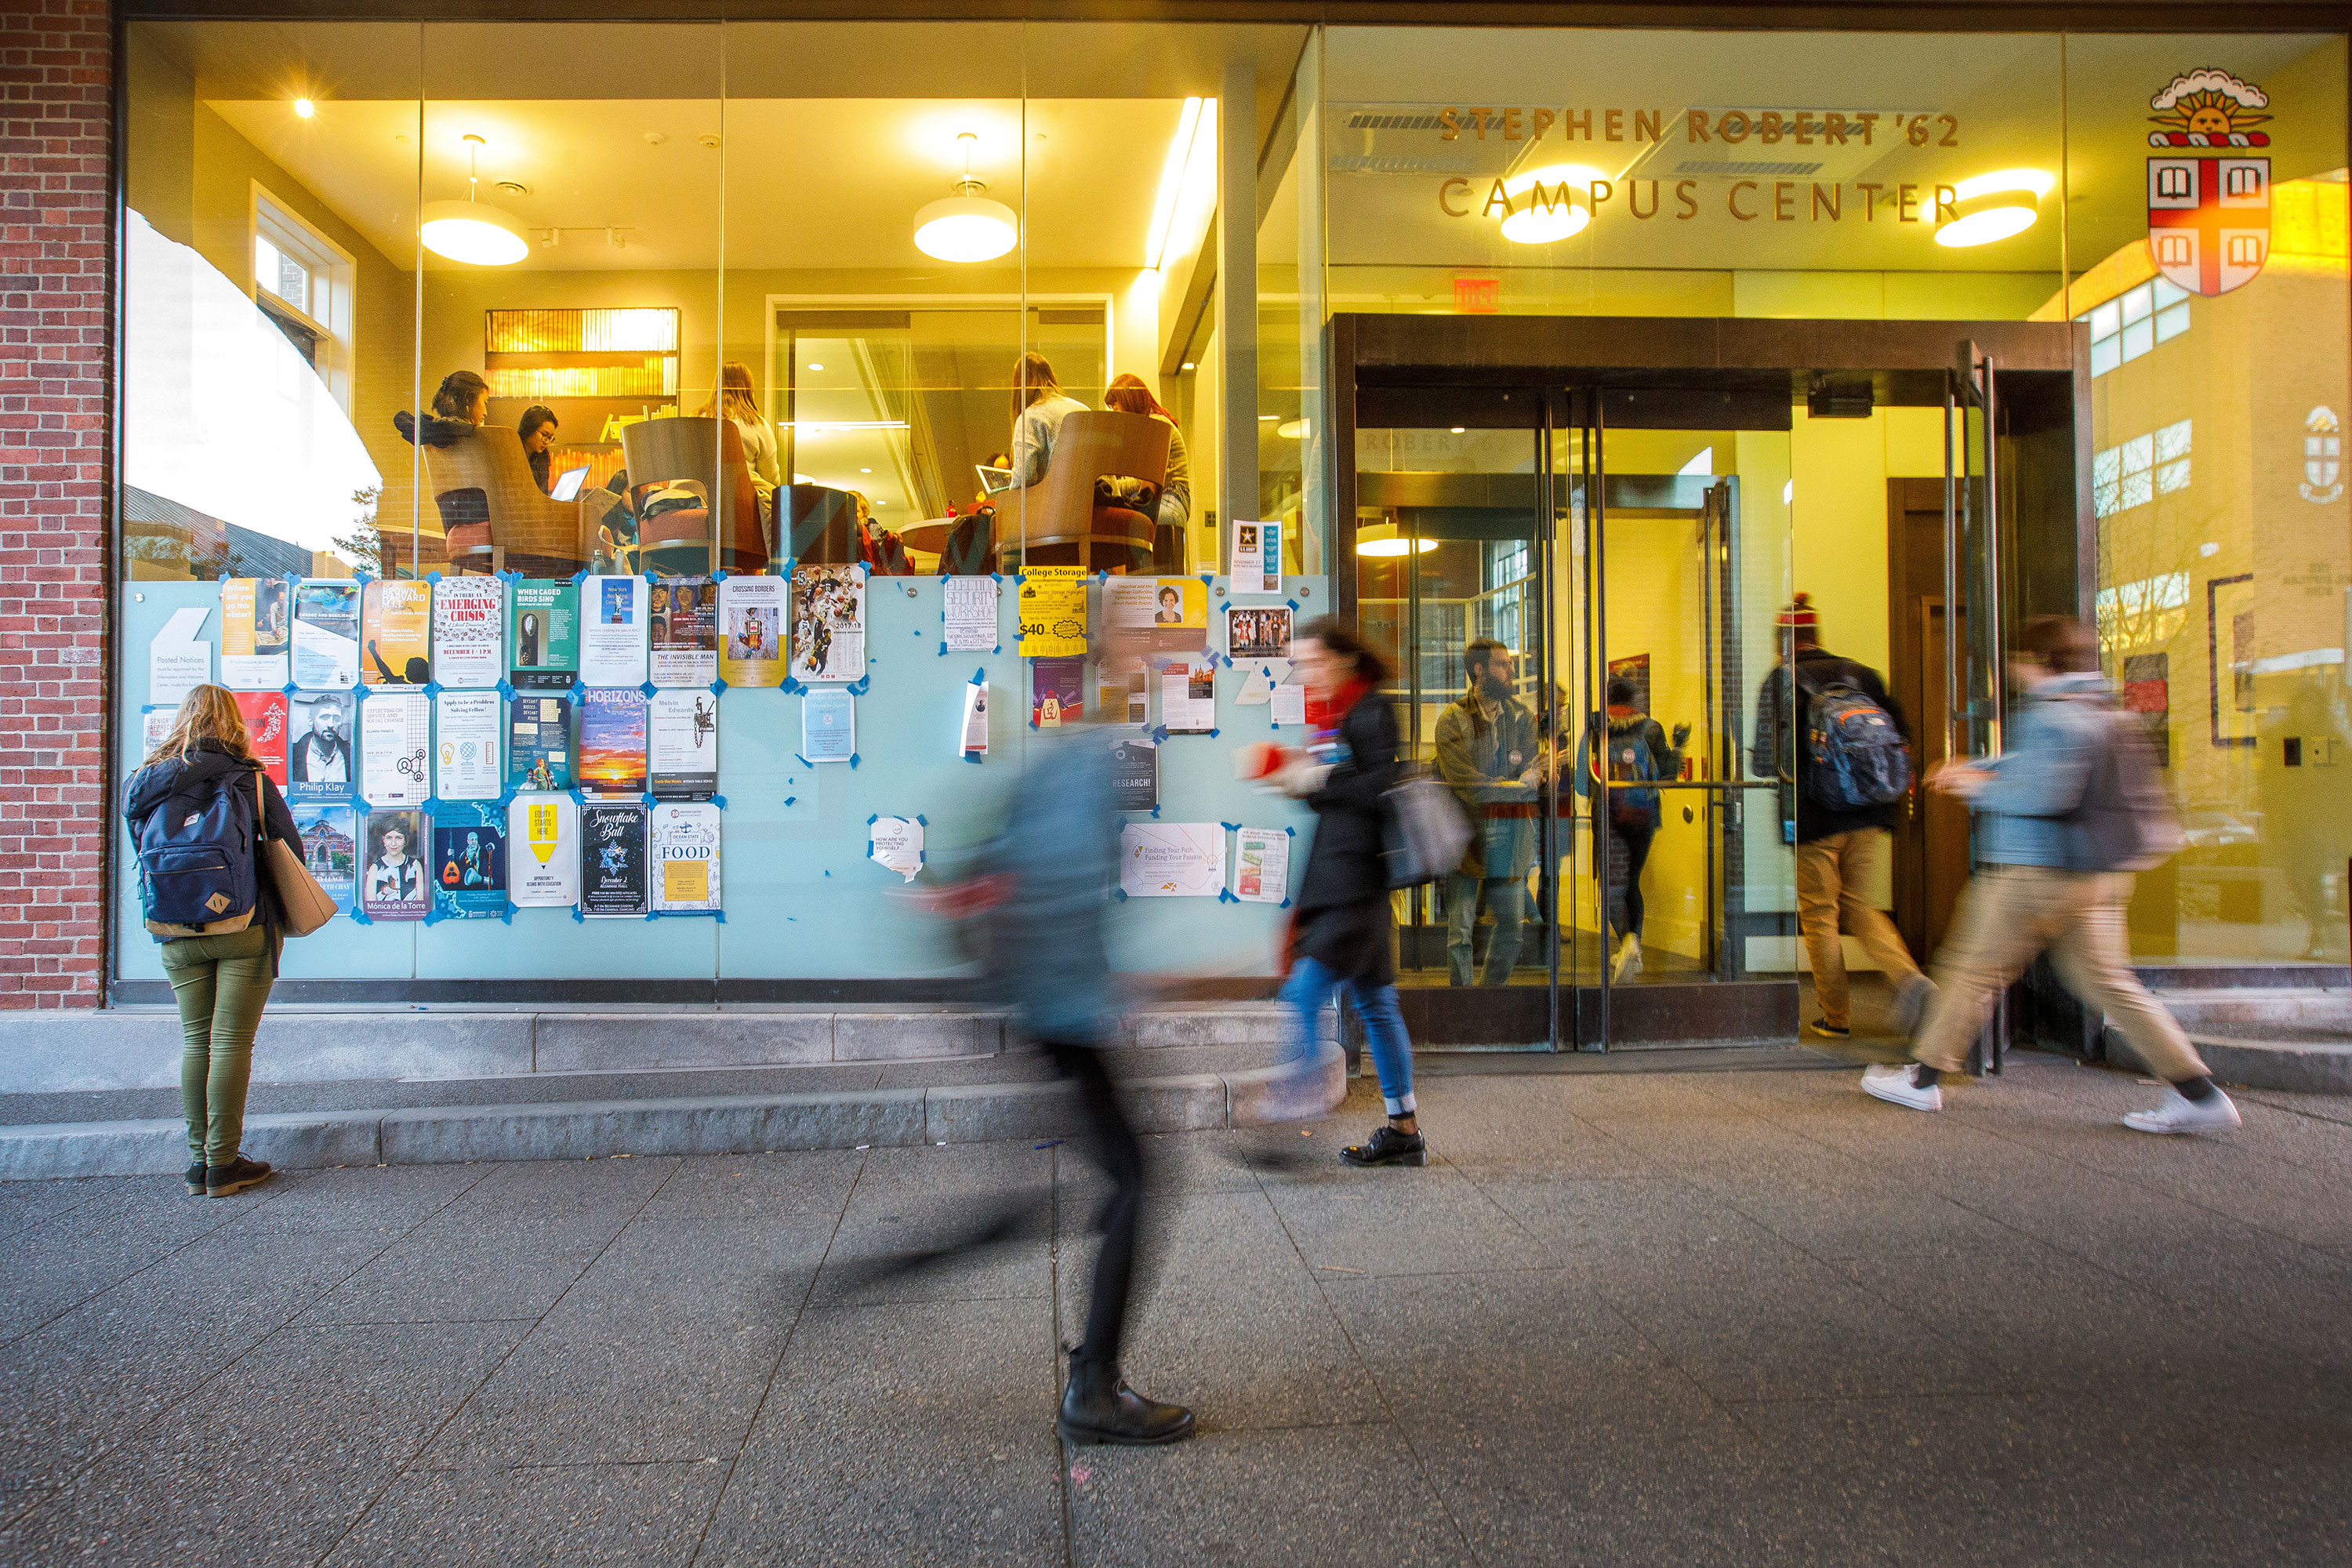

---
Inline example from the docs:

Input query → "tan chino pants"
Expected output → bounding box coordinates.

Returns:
[1795,829,1923,1029]
[1910,864,2207,1080]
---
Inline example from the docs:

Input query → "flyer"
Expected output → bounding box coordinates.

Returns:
[1234,659,1293,706]
[792,564,866,682]
[1109,737,1159,811]
[508,793,581,907]
[1031,657,1083,728]
[359,690,430,807]
[868,815,923,882]
[579,575,649,688]
[1119,822,1225,898]
[507,695,573,793]
[1107,576,1207,658]
[1160,659,1216,733]
[1227,605,1293,662]
[434,690,502,801]
[292,802,355,909]
[1016,565,1087,657]
[361,579,432,687]
[220,578,290,690]
[649,801,723,913]
[148,607,211,706]
[431,575,504,690]
[1231,517,1281,595]
[1270,681,1308,728]
[430,804,506,920]
[943,576,1000,652]
[717,575,786,688]
[1098,665,1149,724]
[578,686,649,797]
[1234,826,1291,904]
[649,689,719,799]
[803,686,855,763]
[287,691,356,800]
[234,690,290,786]
[510,578,580,691]
[960,678,989,757]
[142,705,177,758]
[650,576,718,688]
[580,801,650,916]
[291,580,360,690]
[360,808,429,920]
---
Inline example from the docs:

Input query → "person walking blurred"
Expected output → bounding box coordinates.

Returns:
[1579,676,1686,984]
[122,686,303,1197]
[1245,616,1427,1167]
[1861,615,2237,1134]
[1435,637,1538,987]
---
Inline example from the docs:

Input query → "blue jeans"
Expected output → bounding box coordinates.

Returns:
[1281,956,1417,1116]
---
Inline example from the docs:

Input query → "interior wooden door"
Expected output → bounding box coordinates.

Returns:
[1887,478,1970,961]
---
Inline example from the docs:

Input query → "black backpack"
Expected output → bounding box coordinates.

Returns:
[127,764,260,938]
[1794,663,1911,810]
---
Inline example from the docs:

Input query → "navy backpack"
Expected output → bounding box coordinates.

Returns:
[129,765,260,938]
[1795,665,1912,811]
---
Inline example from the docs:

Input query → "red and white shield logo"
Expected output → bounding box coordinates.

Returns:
[2147,155,2270,298]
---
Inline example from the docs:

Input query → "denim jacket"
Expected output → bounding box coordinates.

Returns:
[1966,671,2113,868]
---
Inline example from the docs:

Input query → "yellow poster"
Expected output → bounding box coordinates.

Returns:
[1017,566,1089,657]
[361,579,433,687]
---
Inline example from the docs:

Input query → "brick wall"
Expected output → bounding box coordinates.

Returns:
[0,0,109,1008]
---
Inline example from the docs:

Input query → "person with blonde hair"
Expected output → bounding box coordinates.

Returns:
[1006,351,1087,488]
[698,361,780,516]
[122,685,305,1197]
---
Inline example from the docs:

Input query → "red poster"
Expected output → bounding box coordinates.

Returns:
[235,690,290,786]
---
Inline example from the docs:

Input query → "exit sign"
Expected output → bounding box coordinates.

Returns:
[1454,277,1501,313]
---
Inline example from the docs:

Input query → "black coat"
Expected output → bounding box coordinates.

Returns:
[124,740,303,945]
[1749,645,1910,841]
[1293,688,1401,984]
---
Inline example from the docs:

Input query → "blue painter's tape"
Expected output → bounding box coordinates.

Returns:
[571,906,585,922]
[1285,598,1299,611]
[500,903,517,924]
[351,569,375,586]
[1220,821,1240,831]
[1279,897,1292,909]
[495,678,516,700]
[866,812,879,826]
[643,569,660,586]
[962,753,983,764]
[971,666,985,685]
[1218,888,1239,904]
[710,794,727,809]
[794,754,810,768]
[709,678,727,695]
[915,814,927,826]
[846,676,869,695]
[1112,887,1127,902]
[1200,573,1214,588]
[938,642,949,655]
[784,795,797,806]
[568,568,589,586]
[639,793,657,808]
[423,681,443,699]
[1207,728,1219,739]
[348,905,372,925]
[1150,725,1169,744]
[1285,826,1296,837]
[638,681,657,699]
[1149,804,1161,818]
[848,752,860,769]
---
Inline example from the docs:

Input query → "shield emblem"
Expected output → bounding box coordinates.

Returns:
[2147,155,2269,297]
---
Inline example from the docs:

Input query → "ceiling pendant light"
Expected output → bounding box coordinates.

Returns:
[914,132,1018,264]
[420,134,529,267]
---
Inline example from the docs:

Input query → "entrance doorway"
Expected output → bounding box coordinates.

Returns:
[1330,314,2082,1050]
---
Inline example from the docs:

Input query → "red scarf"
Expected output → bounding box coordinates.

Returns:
[1306,678,1371,738]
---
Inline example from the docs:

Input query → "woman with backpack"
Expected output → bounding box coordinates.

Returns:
[1240,617,1428,1167]
[123,685,303,1197]
[1577,677,1686,984]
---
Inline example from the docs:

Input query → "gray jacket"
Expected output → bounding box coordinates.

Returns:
[1966,671,2115,869]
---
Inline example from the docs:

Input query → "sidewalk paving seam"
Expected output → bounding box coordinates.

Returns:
[309,1157,684,1568]
[1050,1142,1074,1568]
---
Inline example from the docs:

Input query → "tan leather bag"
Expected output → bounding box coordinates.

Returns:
[255,774,337,937]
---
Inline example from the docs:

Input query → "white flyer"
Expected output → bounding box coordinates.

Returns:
[649,800,722,913]
[648,688,719,800]
[359,690,430,807]
[803,686,855,763]
[960,677,989,757]
[508,792,581,906]
[431,575,505,690]
[142,705,178,756]
[1118,822,1225,898]
[1232,826,1291,904]
[1234,660,1293,705]
[148,606,212,706]
[943,576,1000,652]
[868,815,924,882]
[1270,681,1307,728]
[1160,659,1216,733]
[579,575,650,688]
[1230,518,1281,595]
[433,690,502,801]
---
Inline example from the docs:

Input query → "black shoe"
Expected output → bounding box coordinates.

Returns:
[205,1155,274,1198]
[185,1162,207,1196]
[1058,1352,1195,1446]
[1806,1018,1851,1040]
[1341,1125,1427,1167]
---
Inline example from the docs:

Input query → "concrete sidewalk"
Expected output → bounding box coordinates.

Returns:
[2,1052,2347,1566]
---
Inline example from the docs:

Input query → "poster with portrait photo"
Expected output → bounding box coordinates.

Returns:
[292,580,360,690]
[360,808,428,921]
[579,574,649,688]
[717,575,785,688]
[220,578,290,690]
[508,792,579,908]
[506,695,573,793]
[580,802,650,916]
[430,804,506,920]
[579,687,648,797]
[791,564,866,682]
[361,579,433,687]
[648,689,718,800]
[509,578,580,691]
[359,690,430,808]
[233,690,290,786]
[1226,605,1293,662]
[1108,577,1208,659]
[286,691,356,802]
[293,802,355,909]
[431,575,504,690]
[649,576,718,688]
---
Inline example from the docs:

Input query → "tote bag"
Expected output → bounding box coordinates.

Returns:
[254,775,338,937]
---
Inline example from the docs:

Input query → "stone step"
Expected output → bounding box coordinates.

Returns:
[0,1040,1345,1182]
[2151,987,2351,1029]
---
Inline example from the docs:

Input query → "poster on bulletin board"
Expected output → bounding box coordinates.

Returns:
[649,801,722,913]
[506,695,573,793]
[361,579,432,687]
[430,803,506,920]
[648,689,718,799]
[510,578,580,691]
[792,564,866,682]
[220,578,290,690]
[650,576,717,687]
[578,687,648,797]
[233,690,289,785]
[434,690,502,801]
[292,581,360,691]
[292,802,355,908]
[432,575,504,689]
[1017,566,1087,656]
[360,808,429,920]
[360,690,430,807]
[508,792,580,906]
[287,691,354,800]
[717,575,785,688]
[579,575,649,688]
[581,801,650,916]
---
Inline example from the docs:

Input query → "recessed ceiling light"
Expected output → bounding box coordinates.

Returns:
[1277,419,1308,440]
[292,99,315,120]
[859,467,872,474]
[1181,361,1196,371]
[1935,169,2055,248]
[808,363,823,371]
[1259,414,1277,421]
[1450,426,1467,434]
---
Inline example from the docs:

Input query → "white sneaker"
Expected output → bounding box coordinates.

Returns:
[1612,935,1642,984]
[2123,1085,2241,1135]
[1861,1062,1943,1112]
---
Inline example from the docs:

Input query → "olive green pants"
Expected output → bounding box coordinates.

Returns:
[160,927,276,1167]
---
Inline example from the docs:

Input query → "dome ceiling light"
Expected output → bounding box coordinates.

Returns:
[1356,522,1439,557]
[419,134,528,266]
[1934,169,2056,249]
[914,132,1018,263]
[1498,164,1605,245]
